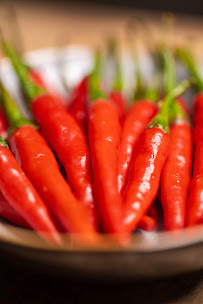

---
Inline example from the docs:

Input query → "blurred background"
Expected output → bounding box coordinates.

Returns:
[0,0,203,53]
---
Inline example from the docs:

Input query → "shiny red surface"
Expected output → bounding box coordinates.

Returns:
[88,100,123,234]
[0,145,59,243]
[123,128,169,232]
[118,100,158,194]
[10,125,97,239]
[161,123,193,230]
[31,94,95,218]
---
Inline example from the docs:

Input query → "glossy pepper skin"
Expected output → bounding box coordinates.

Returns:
[123,128,169,232]
[187,93,203,225]
[2,42,95,220]
[0,107,8,139]
[0,142,60,244]
[88,100,123,234]
[0,191,29,228]
[118,100,158,194]
[10,125,97,236]
[68,76,88,132]
[161,122,193,230]
[31,94,94,212]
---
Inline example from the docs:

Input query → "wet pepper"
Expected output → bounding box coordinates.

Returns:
[0,137,60,244]
[0,82,98,242]
[123,80,190,232]
[176,48,203,225]
[88,99,123,234]
[3,41,95,225]
[159,46,193,230]
[161,103,193,230]
[118,100,158,194]
[187,93,203,225]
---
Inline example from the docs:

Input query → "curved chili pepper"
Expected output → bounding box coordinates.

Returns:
[0,137,60,244]
[2,42,95,221]
[161,103,193,230]
[123,80,190,232]
[159,46,193,230]
[68,76,88,132]
[88,99,124,236]
[0,191,29,228]
[118,100,158,194]
[173,48,203,225]
[187,93,203,225]
[0,82,97,242]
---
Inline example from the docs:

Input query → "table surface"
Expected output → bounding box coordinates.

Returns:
[0,251,202,304]
[0,1,203,303]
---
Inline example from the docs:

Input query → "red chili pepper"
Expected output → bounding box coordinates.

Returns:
[0,191,29,228]
[0,107,8,139]
[118,100,158,194]
[2,42,96,225]
[0,82,97,243]
[158,46,193,230]
[88,99,122,233]
[0,137,60,244]
[160,102,193,230]
[123,80,190,232]
[187,93,203,225]
[68,76,88,132]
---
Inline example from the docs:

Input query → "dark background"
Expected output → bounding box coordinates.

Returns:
[47,0,203,15]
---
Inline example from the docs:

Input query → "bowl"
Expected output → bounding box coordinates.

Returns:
[0,46,202,280]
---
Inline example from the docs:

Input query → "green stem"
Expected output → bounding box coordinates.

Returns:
[0,136,8,148]
[175,48,203,92]
[89,50,106,101]
[107,39,123,92]
[169,100,187,125]
[149,79,191,133]
[133,67,146,101]
[0,81,36,132]
[158,45,176,95]
[2,41,44,102]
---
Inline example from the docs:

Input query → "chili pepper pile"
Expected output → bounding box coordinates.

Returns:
[0,37,202,247]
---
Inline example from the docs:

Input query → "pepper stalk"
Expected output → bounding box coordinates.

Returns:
[175,48,203,93]
[2,40,44,102]
[107,38,123,92]
[89,49,106,101]
[149,79,191,134]
[0,81,36,132]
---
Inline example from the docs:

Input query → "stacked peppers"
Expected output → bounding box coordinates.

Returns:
[0,37,202,248]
